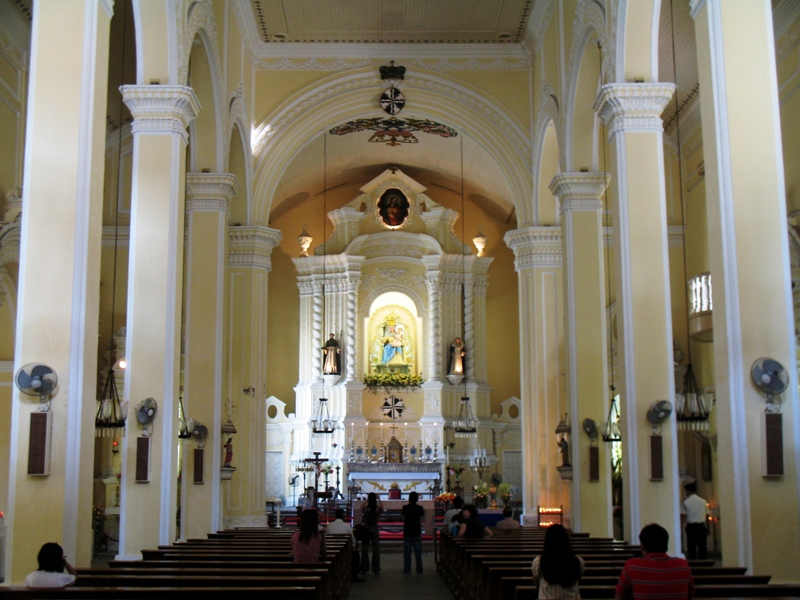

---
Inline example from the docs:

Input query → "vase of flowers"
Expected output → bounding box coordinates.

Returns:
[497,482,514,507]
[448,465,465,486]
[474,482,489,509]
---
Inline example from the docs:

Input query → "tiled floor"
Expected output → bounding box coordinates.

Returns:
[347,542,453,599]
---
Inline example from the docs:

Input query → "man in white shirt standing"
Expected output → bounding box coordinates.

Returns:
[325,508,364,582]
[683,482,709,559]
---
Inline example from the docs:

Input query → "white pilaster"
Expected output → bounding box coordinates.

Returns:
[117,84,199,558]
[595,82,681,549]
[505,227,565,519]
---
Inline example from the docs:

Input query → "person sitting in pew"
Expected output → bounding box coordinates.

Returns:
[532,524,584,599]
[25,542,77,588]
[494,506,521,530]
[292,509,327,563]
[615,523,694,600]
[457,503,493,539]
[444,496,464,537]
[326,508,365,583]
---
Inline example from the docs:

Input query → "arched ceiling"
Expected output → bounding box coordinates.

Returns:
[269,128,516,224]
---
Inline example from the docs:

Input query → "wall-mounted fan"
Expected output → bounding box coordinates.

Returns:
[751,358,788,404]
[136,398,158,436]
[192,423,208,448]
[582,418,598,440]
[647,400,673,425]
[15,363,58,403]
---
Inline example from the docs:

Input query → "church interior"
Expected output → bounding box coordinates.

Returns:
[1,0,800,589]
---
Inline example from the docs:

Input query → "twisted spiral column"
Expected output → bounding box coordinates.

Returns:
[427,272,442,381]
[345,278,359,382]
[312,282,323,381]
[464,276,475,381]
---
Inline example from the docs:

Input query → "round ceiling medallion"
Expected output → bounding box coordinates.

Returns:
[380,87,405,115]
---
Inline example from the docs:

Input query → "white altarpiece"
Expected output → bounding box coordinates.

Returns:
[271,169,497,501]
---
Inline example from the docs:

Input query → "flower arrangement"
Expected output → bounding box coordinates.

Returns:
[363,373,423,392]
[497,482,516,502]
[473,482,489,499]
[320,463,334,476]
[435,492,456,503]
[447,465,465,476]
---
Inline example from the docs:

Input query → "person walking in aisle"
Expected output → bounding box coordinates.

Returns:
[683,482,710,560]
[360,492,383,574]
[402,491,425,573]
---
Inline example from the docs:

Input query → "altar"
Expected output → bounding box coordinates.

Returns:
[347,461,443,501]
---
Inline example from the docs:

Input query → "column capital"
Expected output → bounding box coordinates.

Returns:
[122,85,200,144]
[0,221,21,266]
[593,83,675,138]
[550,172,610,215]
[186,173,239,213]
[504,226,562,270]
[228,225,282,271]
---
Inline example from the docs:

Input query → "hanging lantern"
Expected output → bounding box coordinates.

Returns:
[602,390,621,443]
[454,396,477,438]
[312,397,335,434]
[675,363,710,430]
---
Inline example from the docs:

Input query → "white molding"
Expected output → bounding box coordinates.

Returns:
[98,0,114,19]
[0,0,30,70]
[702,0,752,571]
[186,172,239,213]
[690,0,707,20]
[550,172,610,216]
[0,222,21,265]
[122,85,201,144]
[227,225,282,270]
[594,83,676,138]
[504,226,563,269]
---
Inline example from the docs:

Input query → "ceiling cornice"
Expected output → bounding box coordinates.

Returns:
[234,0,530,69]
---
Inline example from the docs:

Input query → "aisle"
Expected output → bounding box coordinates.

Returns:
[346,547,453,599]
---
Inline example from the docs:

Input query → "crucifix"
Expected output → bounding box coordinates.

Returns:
[302,451,328,496]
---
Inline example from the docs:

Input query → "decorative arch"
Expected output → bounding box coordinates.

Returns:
[532,83,564,225]
[251,69,534,226]
[359,282,428,324]
[612,0,660,83]
[132,0,178,84]
[183,2,225,172]
[564,1,609,171]
[227,86,254,224]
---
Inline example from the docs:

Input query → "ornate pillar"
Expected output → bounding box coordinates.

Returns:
[423,258,443,383]
[504,227,566,520]
[181,173,238,539]
[551,172,612,536]
[226,226,282,527]
[594,83,681,549]
[117,84,199,558]
[6,0,111,580]
[693,0,800,577]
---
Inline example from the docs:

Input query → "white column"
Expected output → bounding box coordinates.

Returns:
[225,226,282,527]
[594,83,681,548]
[7,0,111,580]
[551,172,612,536]
[182,173,238,539]
[423,258,443,383]
[505,227,566,520]
[692,0,800,578]
[117,84,199,558]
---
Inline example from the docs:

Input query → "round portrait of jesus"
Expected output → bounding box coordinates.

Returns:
[378,188,410,228]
